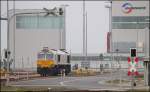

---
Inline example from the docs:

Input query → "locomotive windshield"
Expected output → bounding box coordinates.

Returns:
[38,53,45,60]
[38,53,53,60]
[46,53,53,60]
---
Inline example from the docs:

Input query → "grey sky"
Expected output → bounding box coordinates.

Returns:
[1,1,109,54]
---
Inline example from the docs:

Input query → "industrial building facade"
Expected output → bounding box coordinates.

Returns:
[9,9,66,69]
[109,0,149,57]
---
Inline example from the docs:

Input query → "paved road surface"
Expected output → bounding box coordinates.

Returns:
[9,70,133,91]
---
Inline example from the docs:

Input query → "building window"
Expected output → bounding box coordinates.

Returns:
[16,16,64,29]
[112,16,149,29]
[112,23,149,29]
[46,54,53,60]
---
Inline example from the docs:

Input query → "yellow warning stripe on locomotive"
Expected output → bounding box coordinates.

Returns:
[37,60,55,68]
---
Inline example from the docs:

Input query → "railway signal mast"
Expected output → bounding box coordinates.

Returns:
[128,48,139,91]
[128,56,139,76]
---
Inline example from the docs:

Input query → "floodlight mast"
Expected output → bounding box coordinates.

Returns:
[83,0,87,64]
[0,0,1,64]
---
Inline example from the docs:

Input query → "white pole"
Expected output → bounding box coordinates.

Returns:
[13,0,16,71]
[59,5,69,50]
[0,0,1,64]
[27,57,29,70]
[83,0,85,57]
[119,56,122,87]
[64,6,66,50]
[105,0,113,82]
[6,0,10,85]
[111,62,113,84]
[136,21,139,56]
[85,11,88,68]
[22,56,24,70]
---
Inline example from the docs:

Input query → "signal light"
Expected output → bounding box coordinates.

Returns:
[130,48,136,57]
[59,8,63,15]
[4,50,11,58]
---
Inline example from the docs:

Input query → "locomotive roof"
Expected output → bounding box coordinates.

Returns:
[50,49,69,55]
[38,49,69,55]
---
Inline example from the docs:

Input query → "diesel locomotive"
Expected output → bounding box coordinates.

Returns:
[37,47,71,76]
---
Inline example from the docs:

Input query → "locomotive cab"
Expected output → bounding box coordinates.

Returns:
[37,47,71,76]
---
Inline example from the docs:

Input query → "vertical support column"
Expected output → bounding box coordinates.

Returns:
[0,0,1,64]
[6,0,10,85]
[131,73,134,91]
[146,62,148,86]
[148,63,150,86]
[13,0,16,71]
[144,61,150,86]
[146,62,149,86]
[144,62,147,85]
[63,6,66,50]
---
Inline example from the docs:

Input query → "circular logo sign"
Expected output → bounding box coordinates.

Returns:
[122,3,133,14]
